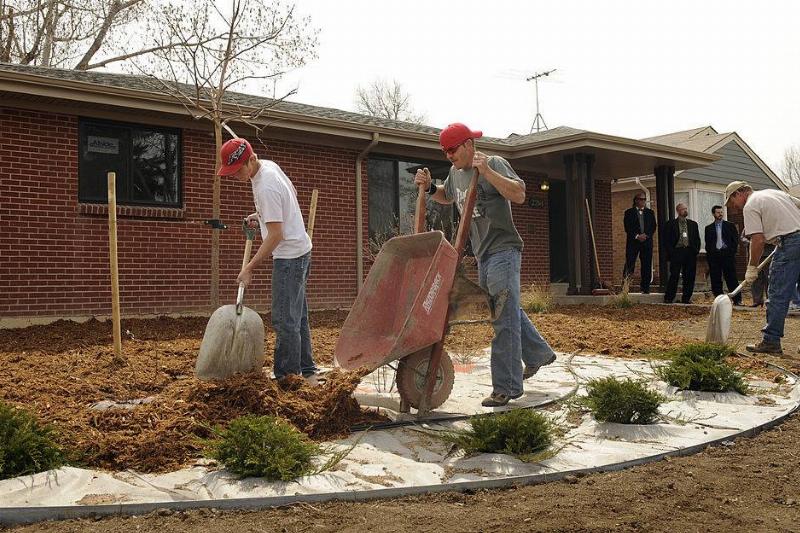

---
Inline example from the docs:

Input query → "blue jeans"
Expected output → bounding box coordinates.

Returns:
[272,252,317,379]
[763,233,800,344]
[478,248,556,397]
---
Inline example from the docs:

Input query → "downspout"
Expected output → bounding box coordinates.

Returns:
[355,133,380,291]
[634,177,651,207]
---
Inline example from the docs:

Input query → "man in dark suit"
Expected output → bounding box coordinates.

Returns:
[623,192,657,293]
[663,203,701,304]
[704,205,741,305]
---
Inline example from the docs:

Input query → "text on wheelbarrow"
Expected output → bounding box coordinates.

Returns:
[423,272,443,315]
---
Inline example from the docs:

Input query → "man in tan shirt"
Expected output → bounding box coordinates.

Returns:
[726,181,800,355]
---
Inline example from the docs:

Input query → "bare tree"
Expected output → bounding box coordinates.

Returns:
[139,0,317,307]
[0,0,221,70]
[780,145,800,187]
[355,79,426,124]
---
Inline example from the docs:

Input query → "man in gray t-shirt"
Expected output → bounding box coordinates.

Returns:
[415,123,556,407]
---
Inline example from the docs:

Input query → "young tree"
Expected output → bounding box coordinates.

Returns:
[355,79,426,124]
[139,0,317,307]
[780,145,800,187]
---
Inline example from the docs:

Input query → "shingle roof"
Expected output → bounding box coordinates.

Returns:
[642,126,718,145]
[0,62,593,146]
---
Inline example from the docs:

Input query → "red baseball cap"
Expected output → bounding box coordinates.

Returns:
[439,123,482,151]
[218,138,253,176]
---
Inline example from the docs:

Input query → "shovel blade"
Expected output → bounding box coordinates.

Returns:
[196,304,265,380]
[705,294,733,344]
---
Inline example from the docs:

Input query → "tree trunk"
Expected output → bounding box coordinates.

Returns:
[211,120,222,309]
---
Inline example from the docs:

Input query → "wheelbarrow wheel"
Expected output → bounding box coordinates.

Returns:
[396,347,455,410]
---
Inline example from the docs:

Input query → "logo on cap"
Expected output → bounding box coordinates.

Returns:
[227,142,247,166]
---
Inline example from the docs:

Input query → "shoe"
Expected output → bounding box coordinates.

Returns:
[746,340,783,355]
[481,392,523,407]
[750,303,763,308]
[642,290,650,294]
[663,299,673,304]
[523,353,557,380]
[303,373,327,387]
[681,300,692,305]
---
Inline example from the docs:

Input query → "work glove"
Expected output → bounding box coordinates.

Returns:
[741,265,759,289]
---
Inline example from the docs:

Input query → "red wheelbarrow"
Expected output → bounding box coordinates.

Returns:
[335,170,482,415]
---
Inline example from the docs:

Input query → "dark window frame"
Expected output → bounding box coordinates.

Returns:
[78,118,183,208]
[367,154,454,240]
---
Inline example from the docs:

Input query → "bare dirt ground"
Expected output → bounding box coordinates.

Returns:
[2,304,800,531]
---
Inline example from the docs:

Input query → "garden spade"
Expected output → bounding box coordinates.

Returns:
[196,220,265,380]
[705,249,775,344]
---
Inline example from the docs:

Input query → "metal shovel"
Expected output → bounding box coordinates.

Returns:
[705,249,776,344]
[195,220,265,380]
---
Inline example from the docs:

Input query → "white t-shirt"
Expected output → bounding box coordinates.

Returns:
[743,189,800,241]
[250,160,312,259]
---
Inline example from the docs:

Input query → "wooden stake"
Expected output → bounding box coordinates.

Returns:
[308,189,319,240]
[107,172,123,362]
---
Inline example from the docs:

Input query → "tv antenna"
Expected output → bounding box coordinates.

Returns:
[527,69,556,133]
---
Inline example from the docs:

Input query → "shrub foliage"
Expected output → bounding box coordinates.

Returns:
[581,377,663,424]
[656,342,748,395]
[205,415,323,481]
[0,402,65,480]
[449,409,553,457]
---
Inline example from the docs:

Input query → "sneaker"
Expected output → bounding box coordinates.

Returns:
[481,392,523,408]
[523,353,557,380]
[746,340,783,355]
[303,373,327,387]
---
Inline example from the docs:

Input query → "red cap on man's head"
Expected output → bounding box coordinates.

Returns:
[218,138,253,176]
[439,123,482,151]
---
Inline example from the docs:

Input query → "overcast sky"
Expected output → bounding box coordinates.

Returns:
[270,0,799,175]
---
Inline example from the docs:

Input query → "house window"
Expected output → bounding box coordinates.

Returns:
[367,157,453,242]
[79,119,181,207]
[674,189,726,252]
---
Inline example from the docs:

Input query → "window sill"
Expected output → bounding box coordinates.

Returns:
[78,203,185,220]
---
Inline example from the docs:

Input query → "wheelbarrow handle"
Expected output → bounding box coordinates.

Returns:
[728,248,776,299]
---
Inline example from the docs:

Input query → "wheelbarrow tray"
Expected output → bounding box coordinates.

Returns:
[334,231,458,371]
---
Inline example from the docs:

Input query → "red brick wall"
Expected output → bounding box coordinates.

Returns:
[593,180,614,284]
[516,173,551,287]
[0,107,361,318]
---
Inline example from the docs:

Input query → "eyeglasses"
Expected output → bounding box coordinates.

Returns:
[443,140,468,156]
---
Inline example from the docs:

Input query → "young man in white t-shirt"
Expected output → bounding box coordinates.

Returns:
[726,180,800,355]
[218,138,318,381]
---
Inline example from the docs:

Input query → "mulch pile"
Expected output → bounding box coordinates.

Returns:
[0,315,379,473]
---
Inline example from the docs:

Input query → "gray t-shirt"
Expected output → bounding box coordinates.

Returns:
[443,155,524,259]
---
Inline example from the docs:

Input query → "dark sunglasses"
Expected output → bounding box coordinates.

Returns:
[443,140,468,156]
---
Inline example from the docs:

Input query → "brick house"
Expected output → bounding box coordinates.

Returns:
[0,63,718,325]
[611,126,788,288]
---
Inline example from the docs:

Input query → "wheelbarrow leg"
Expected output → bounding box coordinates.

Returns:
[417,339,446,416]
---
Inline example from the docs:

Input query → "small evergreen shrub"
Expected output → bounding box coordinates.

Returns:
[449,409,553,457]
[656,342,748,395]
[0,402,65,480]
[581,377,663,424]
[205,415,322,480]
[521,284,552,314]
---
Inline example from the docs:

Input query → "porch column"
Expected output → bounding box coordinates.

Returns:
[563,154,578,295]
[576,153,595,294]
[654,165,675,290]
